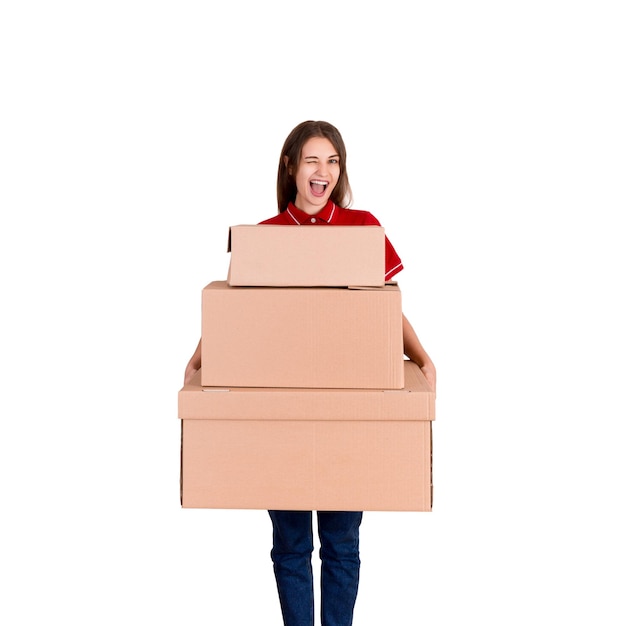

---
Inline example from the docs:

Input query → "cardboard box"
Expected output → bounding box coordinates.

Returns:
[227,224,386,287]
[201,281,404,389]
[179,361,434,511]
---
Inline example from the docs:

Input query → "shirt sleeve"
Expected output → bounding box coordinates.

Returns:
[361,212,404,281]
[384,238,404,281]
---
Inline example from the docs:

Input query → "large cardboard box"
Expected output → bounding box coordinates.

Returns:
[201,281,404,389]
[179,361,434,511]
[227,224,386,287]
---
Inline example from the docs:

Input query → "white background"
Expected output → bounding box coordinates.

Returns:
[2,1,625,624]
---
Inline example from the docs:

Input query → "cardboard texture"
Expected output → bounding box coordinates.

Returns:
[227,224,386,287]
[179,362,434,511]
[200,281,404,389]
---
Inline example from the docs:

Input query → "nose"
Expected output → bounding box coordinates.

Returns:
[316,161,329,176]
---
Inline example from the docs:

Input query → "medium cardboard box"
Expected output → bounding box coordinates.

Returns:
[227,224,386,287]
[179,361,434,511]
[201,281,404,389]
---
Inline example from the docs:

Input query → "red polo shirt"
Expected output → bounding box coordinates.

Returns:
[259,201,404,281]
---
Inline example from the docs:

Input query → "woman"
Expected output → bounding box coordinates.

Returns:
[184,120,436,626]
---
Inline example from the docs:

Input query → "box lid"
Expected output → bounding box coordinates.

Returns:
[179,360,434,421]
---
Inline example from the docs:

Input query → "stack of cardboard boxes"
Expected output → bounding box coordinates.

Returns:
[178,225,435,511]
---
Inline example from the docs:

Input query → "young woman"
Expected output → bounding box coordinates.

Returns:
[184,121,436,626]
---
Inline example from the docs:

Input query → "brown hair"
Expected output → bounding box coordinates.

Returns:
[276,120,353,212]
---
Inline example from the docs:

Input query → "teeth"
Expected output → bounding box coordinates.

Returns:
[311,180,328,186]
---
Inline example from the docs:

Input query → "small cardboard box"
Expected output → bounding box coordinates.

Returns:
[227,224,386,287]
[179,361,434,511]
[201,281,404,389]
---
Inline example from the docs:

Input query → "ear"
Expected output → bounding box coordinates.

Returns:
[284,155,292,176]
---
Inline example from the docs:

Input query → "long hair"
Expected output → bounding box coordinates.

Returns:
[276,121,353,213]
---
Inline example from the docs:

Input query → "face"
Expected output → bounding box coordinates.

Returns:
[291,136,341,215]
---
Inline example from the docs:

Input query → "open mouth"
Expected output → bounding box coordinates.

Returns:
[310,179,328,197]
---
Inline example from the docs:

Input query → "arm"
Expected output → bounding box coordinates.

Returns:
[184,338,202,385]
[402,313,436,392]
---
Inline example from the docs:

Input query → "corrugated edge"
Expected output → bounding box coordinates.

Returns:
[430,422,434,510]
[180,420,184,507]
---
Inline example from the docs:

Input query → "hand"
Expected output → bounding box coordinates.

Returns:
[183,339,202,385]
[420,362,436,393]
[184,363,199,385]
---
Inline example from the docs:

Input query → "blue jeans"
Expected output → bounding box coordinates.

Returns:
[268,510,362,626]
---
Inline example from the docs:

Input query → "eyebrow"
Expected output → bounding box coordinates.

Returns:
[303,154,340,160]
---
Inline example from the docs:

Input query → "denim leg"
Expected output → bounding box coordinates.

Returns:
[268,510,315,626]
[317,511,363,626]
